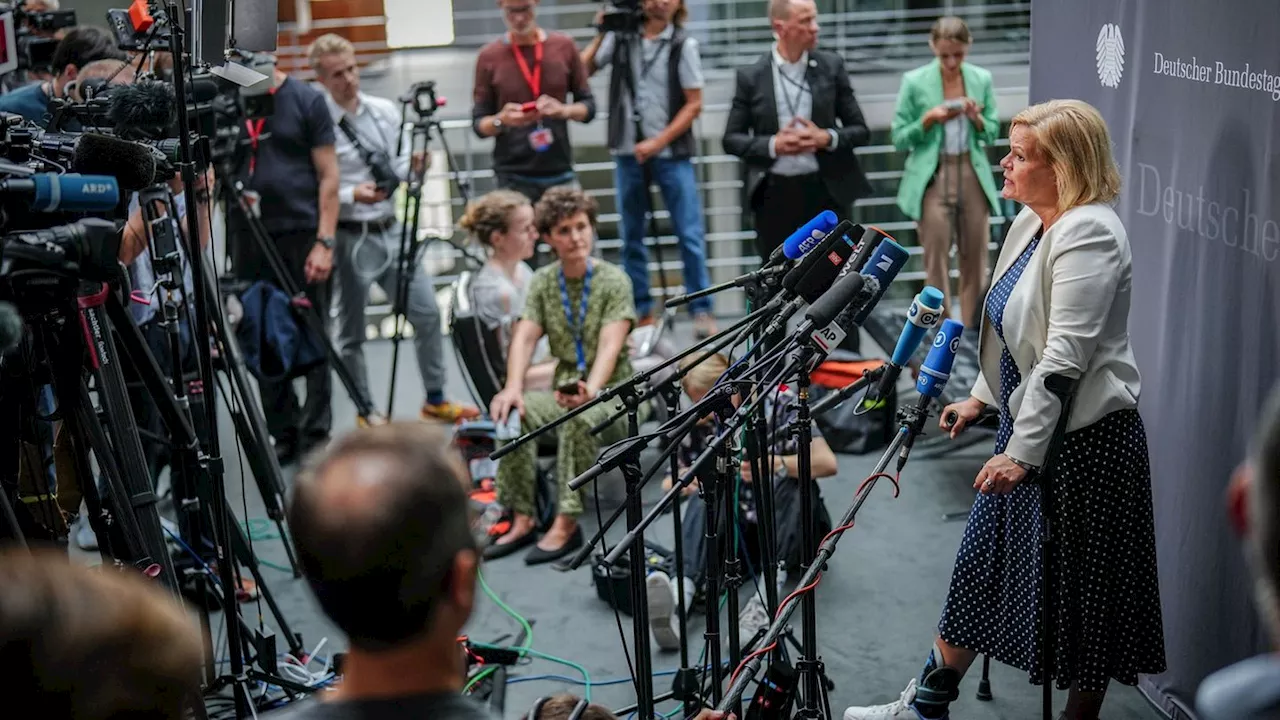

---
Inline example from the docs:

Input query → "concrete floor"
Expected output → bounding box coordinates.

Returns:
[135,313,1167,720]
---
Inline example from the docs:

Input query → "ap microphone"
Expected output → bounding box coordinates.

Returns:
[849,237,910,326]
[71,133,159,191]
[861,286,945,410]
[768,210,839,266]
[0,174,121,212]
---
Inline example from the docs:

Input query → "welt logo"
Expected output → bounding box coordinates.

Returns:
[1134,161,1280,261]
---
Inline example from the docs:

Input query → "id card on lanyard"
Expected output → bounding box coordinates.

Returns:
[244,84,281,178]
[558,261,593,376]
[511,33,554,153]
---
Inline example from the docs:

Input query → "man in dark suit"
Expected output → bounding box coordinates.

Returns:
[723,0,872,262]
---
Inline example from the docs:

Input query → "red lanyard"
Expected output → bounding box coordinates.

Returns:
[244,85,280,177]
[509,32,543,99]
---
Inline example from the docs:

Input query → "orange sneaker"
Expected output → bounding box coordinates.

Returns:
[421,401,481,424]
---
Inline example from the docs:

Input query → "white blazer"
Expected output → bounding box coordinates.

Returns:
[970,203,1142,467]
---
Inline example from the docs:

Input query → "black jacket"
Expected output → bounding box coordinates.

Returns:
[722,49,873,209]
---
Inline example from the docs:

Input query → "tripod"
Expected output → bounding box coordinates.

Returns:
[613,27,675,334]
[385,83,471,417]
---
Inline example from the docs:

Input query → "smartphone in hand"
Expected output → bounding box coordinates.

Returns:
[557,380,583,396]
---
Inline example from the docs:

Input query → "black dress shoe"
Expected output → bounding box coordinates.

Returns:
[525,526,584,566]
[482,530,538,560]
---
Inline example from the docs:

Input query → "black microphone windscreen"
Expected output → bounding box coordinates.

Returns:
[107,80,176,135]
[781,220,854,296]
[72,133,158,191]
[805,271,865,327]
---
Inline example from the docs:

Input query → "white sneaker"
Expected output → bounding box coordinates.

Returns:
[646,571,681,651]
[738,595,770,641]
[76,518,98,551]
[842,678,925,720]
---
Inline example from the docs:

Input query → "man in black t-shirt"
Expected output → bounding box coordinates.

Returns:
[278,424,492,719]
[228,61,341,464]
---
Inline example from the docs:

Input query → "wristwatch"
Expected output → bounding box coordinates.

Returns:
[316,235,335,250]
[491,116,504,134]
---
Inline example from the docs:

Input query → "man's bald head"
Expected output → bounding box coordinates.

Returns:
[288,423,477,651]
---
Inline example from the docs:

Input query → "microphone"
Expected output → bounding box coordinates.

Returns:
[767,210,839,266]
[917,319,964,401]
[0,301,23,355]
[107,80,177,135]
[898,318,964,470]
[0,174,121,212]
[780,219,855,302]
[70,133,159,191]
[861,286,945,410]
[847,225,896,274]
[849,237,910,326]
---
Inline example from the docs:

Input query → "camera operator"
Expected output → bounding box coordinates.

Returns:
[227,55,341,465]
[0,26,126,123]
[580,0,716,338]
[307,34,479,424]
[471,0,596,203]
[64,58,134,102]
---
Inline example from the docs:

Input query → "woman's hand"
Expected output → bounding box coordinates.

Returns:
[940,396,986,439]
[490,387,525,424]
[974,454,1030,494]
[925,102,964,126]
[555,380,592,409]
[963,98,982,121]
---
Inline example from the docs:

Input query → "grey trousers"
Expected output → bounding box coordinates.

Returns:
[334,221,446,403]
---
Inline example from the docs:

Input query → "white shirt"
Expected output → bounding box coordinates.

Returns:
[943,114,970,155]
[324,90,410,223]
[766,44,838,177]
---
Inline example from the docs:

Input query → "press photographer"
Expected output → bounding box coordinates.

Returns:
[580,0,716,338]
[0,26,126,124]
[307,34,477,425]
[225,52,340,465]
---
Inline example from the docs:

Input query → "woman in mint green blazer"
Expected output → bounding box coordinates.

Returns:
[891,16,1002,326]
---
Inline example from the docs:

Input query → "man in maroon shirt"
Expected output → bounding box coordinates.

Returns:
[472,0,597,203]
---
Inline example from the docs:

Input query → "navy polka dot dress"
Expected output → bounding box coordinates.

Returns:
[936,231,1167,693]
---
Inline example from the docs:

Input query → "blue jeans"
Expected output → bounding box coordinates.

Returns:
[613,155,712,316]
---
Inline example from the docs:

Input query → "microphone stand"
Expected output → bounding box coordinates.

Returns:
[717,389,942,716]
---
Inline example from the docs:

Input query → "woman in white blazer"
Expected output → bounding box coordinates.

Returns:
[844,100,1167,720]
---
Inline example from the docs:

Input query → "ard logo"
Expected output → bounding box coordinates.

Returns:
[1096,23,1125,88]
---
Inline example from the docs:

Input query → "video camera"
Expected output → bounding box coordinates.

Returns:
[596,0,644,34]
[0,1,77,78]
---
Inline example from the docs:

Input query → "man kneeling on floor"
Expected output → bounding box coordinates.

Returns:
[277,423,491,719]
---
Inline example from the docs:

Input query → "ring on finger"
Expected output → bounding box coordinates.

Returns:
[982,478,994,489]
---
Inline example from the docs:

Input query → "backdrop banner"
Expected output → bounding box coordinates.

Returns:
[1030,1,1280,717]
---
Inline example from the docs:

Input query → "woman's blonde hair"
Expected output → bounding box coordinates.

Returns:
[930,16,971,45]
[679,353,730,396]
[458,189,531,247]
[1010,99,1122,212]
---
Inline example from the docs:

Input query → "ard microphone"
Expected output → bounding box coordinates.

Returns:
[71,133,158,191]
[861,286,945,410]
[767,210,839,266]
[849,237,910,325]
[0,174,121,212]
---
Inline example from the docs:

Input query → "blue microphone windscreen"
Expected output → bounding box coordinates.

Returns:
[31,173,120,212]
[782,210,839,260]
[916,319,965,399]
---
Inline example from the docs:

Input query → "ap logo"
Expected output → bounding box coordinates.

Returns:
[1096,23,1125,88]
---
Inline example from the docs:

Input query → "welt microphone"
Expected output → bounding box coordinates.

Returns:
[861,286,945,411]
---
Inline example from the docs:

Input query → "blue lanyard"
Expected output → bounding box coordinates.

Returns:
[558,261,593,374]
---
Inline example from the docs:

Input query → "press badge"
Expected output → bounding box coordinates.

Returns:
[529,125,554,152]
